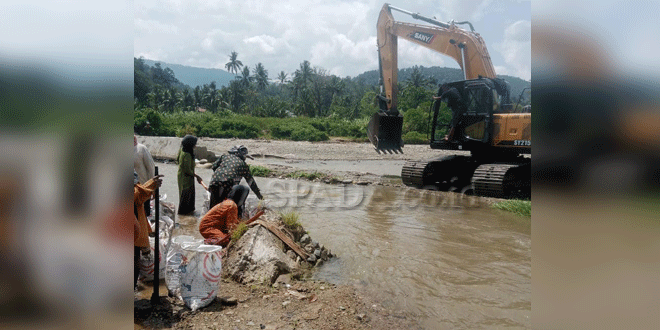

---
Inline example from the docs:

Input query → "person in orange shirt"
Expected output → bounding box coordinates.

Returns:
[198,185,248,247]
[134,171,163,289]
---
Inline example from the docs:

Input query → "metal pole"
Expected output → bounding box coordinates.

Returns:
[388,5,451,29]
[459,43,467,80]
[151,166,160,305]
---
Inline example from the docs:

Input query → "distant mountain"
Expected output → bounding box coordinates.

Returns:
[141,59,237,88]
[353,66,531,100]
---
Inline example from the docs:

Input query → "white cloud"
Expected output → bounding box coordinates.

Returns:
[134,18,179,35]
[135,49,169,62]
[243,35,292,55]
[436,0,495,22]
[494,20,531,80]
[397,39,450,70]
[134,0,530,79]
[201,37,214,51]
[309,34,377,77]
[494,65,510,76]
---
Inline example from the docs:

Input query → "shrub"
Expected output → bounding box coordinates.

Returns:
[280,211,301,230]
[231,222,249,242]
[403,131,428,144]
[176,124,197,137]
[250,165,272,177]
[198,118,260,139]
[492,200,531,217]
[291,126,328,141]
[286,171,324,180]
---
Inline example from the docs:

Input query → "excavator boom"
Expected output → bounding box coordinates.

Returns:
[369,3,497,152]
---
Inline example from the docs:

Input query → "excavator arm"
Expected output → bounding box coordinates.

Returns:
[368,3,498,152]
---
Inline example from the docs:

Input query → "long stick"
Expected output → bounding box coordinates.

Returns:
[199,180,209,191]
[151,166,160,305]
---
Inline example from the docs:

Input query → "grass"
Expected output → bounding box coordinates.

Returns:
[280,211,301,230]
[250,165,273,177]
[285,170,325,181]
[492,200,531,217]
[231,222,249,242]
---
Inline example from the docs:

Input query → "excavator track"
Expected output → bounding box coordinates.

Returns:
[401,160,430,188]
[472,163,529,198]
[401,155,478,191]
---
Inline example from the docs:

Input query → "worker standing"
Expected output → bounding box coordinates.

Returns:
[134,135,155,216]
[176,135,203,215]
[134,171,163,289]
[209,145,263,218]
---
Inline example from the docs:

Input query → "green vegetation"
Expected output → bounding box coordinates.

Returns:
[280,211,301,230]
[492,200,531,217]
[250,165,272,177]
[231,222,249,242]
[285,170,325,181]
[134,57,530,143]
[402,131,428,144]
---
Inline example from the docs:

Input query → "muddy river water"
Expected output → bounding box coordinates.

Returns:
[152,161,531,329]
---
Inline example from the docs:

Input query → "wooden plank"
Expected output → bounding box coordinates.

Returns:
[254,220,309,260]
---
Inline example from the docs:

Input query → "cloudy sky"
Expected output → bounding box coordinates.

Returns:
[135,0,531,81]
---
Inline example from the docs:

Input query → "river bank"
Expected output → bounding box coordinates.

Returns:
[135,137,531,329]
[138,135,467,188]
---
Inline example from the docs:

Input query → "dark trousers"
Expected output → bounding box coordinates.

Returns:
[144,200,150,217]
[134,247,141,289]
[177,186,195,215]
[210,184,249,217]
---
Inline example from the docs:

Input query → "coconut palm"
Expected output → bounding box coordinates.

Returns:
[253,63,269,91]
[277,71,288,84]
[240,66,252,88]
[225,51,243,75]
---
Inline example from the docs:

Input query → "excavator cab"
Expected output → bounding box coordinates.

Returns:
[430,79,496,150]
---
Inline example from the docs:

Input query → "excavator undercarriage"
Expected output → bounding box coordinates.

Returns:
[401,155,530,198]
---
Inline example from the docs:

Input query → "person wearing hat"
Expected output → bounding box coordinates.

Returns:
[176,135,204,215]
[209,145,263,217]
[134,135,155,216]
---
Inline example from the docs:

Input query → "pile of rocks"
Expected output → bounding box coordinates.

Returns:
[298,233,333,266]
[223,211,335,286]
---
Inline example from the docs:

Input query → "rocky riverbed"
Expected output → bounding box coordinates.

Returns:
[137,135,471,188]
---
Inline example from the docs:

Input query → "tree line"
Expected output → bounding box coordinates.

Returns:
[134,53,530,143]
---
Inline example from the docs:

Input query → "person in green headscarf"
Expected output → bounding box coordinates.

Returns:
[176,135,203,215]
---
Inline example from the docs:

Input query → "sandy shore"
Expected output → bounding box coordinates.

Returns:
[137,135,468,162]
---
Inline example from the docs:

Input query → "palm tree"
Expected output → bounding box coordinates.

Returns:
[292,60,314,101]
[407,66,428,88]
[225,51,243,75]
[240,66,252,89]
[253,63,269,91]
[278,71,288,83]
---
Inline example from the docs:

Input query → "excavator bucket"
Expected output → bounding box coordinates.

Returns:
[367,112,404,153]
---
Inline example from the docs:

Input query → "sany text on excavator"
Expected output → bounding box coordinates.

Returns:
[367,3,531,198]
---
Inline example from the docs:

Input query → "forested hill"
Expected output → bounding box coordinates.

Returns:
[354,66,530,98]
[142,58,237,88]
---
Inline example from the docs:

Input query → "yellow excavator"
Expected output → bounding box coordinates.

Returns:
[367,3,531,198]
